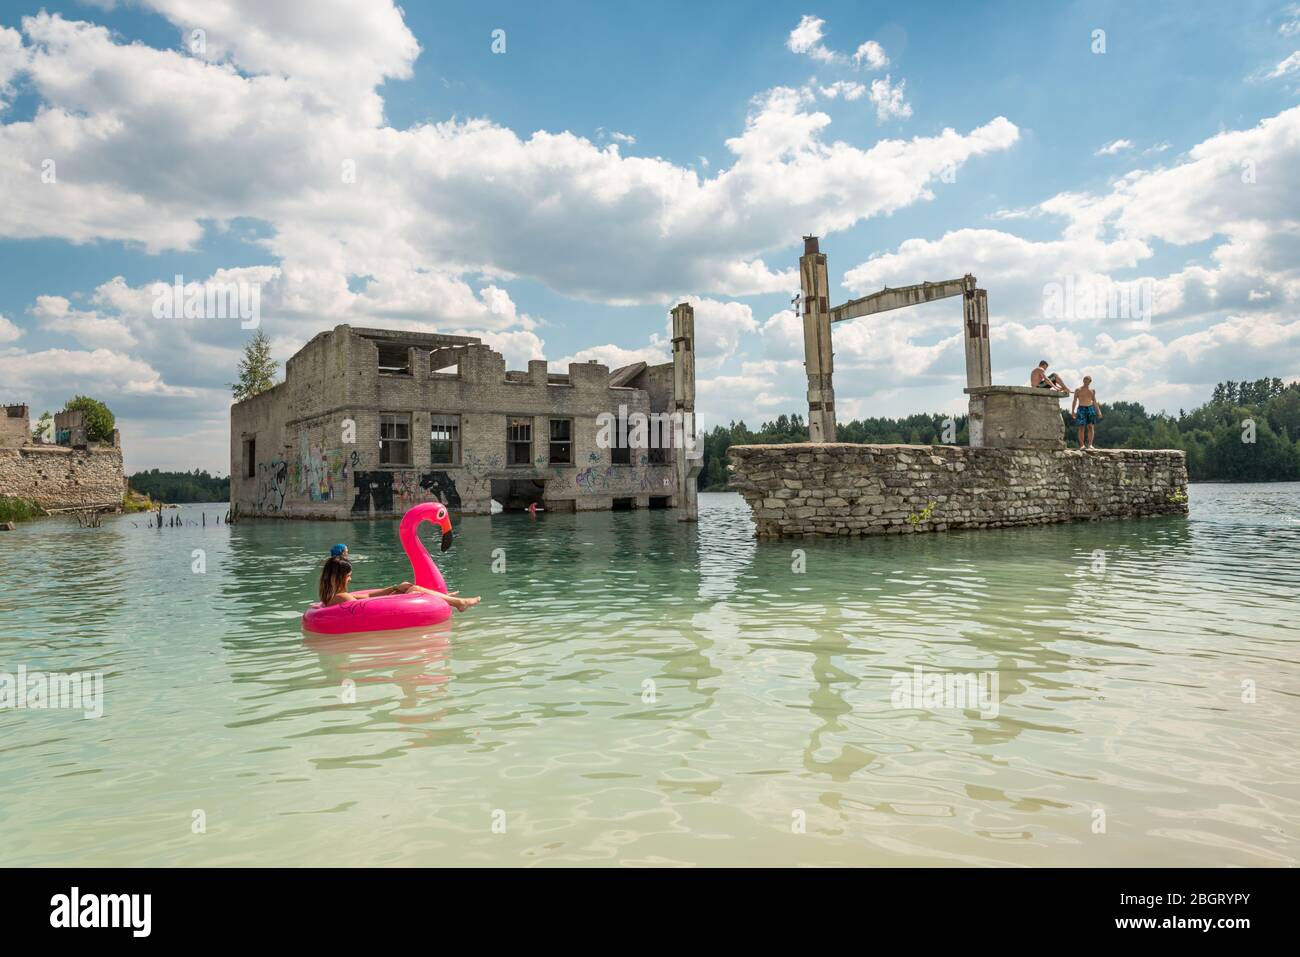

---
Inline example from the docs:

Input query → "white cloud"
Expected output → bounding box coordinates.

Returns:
[1096,138,1133,156]
[868,74,912,121]
[1266,51,1300,78]
[0,315,22,343]
[32,294,137,349]
[853,40,889,70]
[787,15,838,64]
[1280,6,1300,37]
[819,80,866,101]
[0,25,29,106]
[0,12,1015,309]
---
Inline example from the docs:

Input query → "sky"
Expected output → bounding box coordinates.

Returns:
[1,0,1298,474]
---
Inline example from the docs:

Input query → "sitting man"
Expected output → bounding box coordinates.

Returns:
[1072,376,1104,449]
[1030,360,1070,393]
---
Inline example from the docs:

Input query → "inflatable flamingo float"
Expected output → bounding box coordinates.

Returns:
[302,502,458,635]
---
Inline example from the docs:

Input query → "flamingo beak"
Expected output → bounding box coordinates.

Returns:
[438,512,454,552]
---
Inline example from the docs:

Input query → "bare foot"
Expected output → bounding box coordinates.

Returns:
[450,595,481,611]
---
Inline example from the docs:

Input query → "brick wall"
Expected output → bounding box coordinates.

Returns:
[728,443,1189,538]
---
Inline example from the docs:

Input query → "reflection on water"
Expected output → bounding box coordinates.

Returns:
[0,487,1297,866]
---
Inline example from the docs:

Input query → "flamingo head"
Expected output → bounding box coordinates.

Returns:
[433,503,454,552]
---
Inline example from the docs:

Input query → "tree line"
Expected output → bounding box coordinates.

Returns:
[128,469,231,503]
[698,377,1300,489]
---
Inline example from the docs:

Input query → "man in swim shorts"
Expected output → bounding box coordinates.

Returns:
[1072,376,1104,449]
[1030,360,1069,393]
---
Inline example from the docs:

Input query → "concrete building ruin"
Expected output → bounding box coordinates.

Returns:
[230,313,701,520]
[1,404,29,450]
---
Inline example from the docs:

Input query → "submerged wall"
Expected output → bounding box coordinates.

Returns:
[728,443,1188,538]
[0,446,127,510]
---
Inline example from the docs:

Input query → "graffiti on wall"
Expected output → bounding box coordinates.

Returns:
[351,470,462,514]
[294,436,349,502]
[257,459,288,512]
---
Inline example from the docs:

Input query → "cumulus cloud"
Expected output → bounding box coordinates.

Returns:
[853,40,889,70]
[0,11,1013,310]
[0,314,22,343]
[869,75,912,121]
[1096,138,1133,155]
[819,80,866,100]
[787,15,838,64]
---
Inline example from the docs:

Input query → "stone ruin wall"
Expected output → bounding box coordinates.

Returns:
[0,446,127,511]
[728,443,1188,538]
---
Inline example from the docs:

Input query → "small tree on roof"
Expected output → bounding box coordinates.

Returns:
[233,330,278,401]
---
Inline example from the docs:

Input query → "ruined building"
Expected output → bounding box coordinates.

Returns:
[229,311,701,519]
[0,403,127,511]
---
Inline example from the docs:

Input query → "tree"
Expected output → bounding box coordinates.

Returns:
[233,330,279,401]
[64,396,115,443]
[31,410,52,443]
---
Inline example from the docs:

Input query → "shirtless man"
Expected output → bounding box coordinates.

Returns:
[1030,360,1070,393]
[1072,376,1104,449]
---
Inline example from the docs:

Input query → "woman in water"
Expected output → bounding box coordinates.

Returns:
[318,555,480,611]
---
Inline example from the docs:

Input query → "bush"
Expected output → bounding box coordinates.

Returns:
[0,496,45,523]
[64,396,115,443]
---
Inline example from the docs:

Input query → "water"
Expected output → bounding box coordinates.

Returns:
[1,487,1297,866]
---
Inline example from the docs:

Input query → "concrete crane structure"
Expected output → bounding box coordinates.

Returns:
[798,235,992,443]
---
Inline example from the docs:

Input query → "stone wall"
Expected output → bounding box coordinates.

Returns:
[0,446,126,510]
[728,443,1188,538]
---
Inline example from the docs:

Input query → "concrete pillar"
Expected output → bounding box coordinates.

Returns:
[671,302,701,522]
[961,275,993,390]
[800,236,836,442]
[976,288,992,386]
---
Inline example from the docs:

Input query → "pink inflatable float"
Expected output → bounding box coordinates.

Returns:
[302,502,457,635]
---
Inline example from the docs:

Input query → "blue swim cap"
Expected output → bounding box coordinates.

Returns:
[330,543,347,557]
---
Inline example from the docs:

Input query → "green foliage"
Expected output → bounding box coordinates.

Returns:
[907,501,936,525]
[232,330,279,401]
[0,496,44,523]
[31,410,52,443]
[698,377,1300,489]
[64,396,115,443]
[128,469,230,503]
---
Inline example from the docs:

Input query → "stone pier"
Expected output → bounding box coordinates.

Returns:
[728,444,1188,539]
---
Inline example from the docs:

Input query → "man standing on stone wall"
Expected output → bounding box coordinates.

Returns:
[1072,376,1104,450]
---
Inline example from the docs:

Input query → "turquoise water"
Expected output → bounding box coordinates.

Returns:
[1,487,1297,866]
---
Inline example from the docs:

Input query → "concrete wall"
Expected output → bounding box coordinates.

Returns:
[966,386,1067,449]
[1,405,29,450]
[230,325,680,519]
[728,443,1188,538]
[0,446,126,510]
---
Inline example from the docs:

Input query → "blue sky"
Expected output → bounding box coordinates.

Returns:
[1,0,1298,472]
